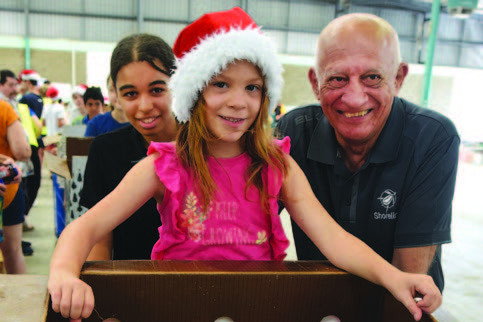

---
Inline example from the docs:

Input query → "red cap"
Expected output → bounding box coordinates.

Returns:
[173,7,256,59]
[46,86,59,100]
[18,69,41,83]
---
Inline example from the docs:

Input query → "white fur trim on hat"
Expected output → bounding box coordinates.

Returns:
[169,28,283,123]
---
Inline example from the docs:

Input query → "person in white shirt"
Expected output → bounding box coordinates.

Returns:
[42,86,66,137]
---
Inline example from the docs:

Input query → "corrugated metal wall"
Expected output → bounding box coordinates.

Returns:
[0,0,482,68]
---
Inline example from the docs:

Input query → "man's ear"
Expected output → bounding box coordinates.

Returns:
[308,67,320,100]
[395,62,408,93]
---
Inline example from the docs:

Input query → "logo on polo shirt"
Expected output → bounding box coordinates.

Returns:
[374,189,397,220]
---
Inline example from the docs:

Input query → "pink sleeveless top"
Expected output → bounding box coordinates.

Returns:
[147,137,290,261]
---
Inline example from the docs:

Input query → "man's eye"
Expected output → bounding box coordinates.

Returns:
[364,74,382,86]
[327,76,346,87]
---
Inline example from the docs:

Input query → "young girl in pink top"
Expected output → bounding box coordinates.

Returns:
[49,7,441,321]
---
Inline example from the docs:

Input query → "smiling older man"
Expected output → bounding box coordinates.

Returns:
[277,13,459,293]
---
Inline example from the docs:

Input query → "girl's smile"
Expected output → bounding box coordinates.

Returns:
[115,60,177,143]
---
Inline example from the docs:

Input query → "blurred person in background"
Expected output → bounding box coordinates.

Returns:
[72,86,103,125]
[42,86,67,241]
[0,70,19,110]
[0,99,32,273]
[67,84,87,125]
[84,76,129,137]
[42,86,66,138]
[18,70,44,233]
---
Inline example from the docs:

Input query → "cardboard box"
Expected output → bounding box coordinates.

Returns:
[45,261,437,322]
[44,137,92,179]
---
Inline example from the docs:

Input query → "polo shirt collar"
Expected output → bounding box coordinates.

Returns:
[307,115,338,165]
[307,98,404,165]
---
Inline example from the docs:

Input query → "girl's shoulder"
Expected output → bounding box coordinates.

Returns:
[273,136,291,154]
[147,141,184,193]
[147,141,176,156]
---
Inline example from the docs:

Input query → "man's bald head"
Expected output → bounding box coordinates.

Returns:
[315,13,401,78]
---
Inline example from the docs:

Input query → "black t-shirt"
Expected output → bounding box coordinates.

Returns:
[276,97,460,292]
[80,125,161,260]
[20,93,43,118]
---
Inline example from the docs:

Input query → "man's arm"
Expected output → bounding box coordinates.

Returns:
[392,245,437,274]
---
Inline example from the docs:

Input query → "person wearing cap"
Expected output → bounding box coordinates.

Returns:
[66,84,87,125]
[71,86,104,125]
[18,70,45,232]
[41,86,67,240]
[276,13,459,293]
[42,86,66,137]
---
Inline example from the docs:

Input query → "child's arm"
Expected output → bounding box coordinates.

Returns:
[280,155,441,321]
[48,154,164,320]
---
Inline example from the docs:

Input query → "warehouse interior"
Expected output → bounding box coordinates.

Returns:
[0,0,482,321]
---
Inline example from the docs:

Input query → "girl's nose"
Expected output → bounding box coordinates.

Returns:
[138,94,153,112]
[227,88,248,109]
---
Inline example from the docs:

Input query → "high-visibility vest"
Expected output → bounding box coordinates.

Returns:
[17,103,39,147]
[41,97,51,135]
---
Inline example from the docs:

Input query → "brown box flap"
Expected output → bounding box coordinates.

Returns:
[44,152,71,179]
[46,261,437,322]
[66,137,93,173]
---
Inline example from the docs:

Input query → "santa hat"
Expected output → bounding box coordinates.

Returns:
[46,86,59,101]
[170,7,283,123]
[72,84,88,96]
[18,69,42,83]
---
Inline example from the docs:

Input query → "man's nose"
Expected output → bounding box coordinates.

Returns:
[340,81,368,108]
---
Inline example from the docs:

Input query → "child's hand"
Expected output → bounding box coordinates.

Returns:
[389,272,442,321]
[48,271,95,320]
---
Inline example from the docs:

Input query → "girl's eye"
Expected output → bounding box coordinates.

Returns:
[212,81,227,89]
[122,91,137,98]
[246,84,261,92]
[151,87,165,94]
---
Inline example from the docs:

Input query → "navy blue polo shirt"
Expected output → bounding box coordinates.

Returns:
[19,93,43,118]
[277,97,459,292]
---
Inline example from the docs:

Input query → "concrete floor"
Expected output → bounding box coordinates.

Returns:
[17,160,483,321]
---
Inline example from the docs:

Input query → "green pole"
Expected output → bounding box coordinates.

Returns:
[24,37,31,69]
[24,0,31,69]
[421,0,441,108]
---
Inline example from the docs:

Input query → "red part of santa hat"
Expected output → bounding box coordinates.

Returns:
[46,86,59,100]
[18,69,41,83]
[72,84,88,96]
[170,7,283,123]
[173,7,256,59]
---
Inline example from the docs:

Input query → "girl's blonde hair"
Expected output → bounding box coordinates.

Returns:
[176,86,287,213]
